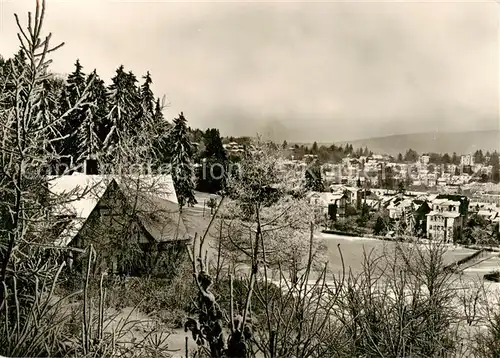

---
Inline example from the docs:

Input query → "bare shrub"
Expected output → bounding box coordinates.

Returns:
[329,240,460,357]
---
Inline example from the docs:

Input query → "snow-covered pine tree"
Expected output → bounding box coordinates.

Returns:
[67,59,86,99]
[75,70,112,165]
[105,65,129,160]
[105,66,143,162]
[37,76,66,158]
[60,59,87,167]
[1,50,28,109]
[137,71,156,150]
[125,70,141,136]
[305,160,324,192]
[198,128,228,193]
[152,97,172,167]
[137,74,172,167]
[76,104,100,164]
[170,112,197,210]
[154,97,172,135]
[88,70,111,146]
[140,71,155,119]
[0,55,7,90]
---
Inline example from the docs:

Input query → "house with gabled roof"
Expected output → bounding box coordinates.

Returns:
[48,173,190,276]
[308,191,347,221]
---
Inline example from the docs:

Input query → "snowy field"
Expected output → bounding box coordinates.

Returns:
[316,232,480,276]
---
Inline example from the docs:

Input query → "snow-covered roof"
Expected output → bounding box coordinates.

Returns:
[432,198,460,207]
[309,192,345,204]
[54,218,86,247]
[470,202,497,210]
[48,174,179,247]
[48,174,109,218]
[477,210,500,220]
[365,199,380,208]
[427,194,439,201]
[48,173,178,219]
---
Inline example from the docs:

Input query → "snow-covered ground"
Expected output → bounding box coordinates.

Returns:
[316,232,477,275]
[316,233,500,310]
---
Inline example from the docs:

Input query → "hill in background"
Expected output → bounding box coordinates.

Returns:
[307,130,499,156]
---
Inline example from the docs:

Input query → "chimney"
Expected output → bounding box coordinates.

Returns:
[83,155,99,175]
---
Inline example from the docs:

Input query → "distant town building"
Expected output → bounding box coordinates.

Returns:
[419,155,430,166]
[461,154,474,167]
[387,197,413,220]
[223,142,245,156]
[426,195,469,243]
[308,192,347,221]
[303,154,318,161]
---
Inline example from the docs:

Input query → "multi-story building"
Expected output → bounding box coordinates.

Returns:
[419,155,430,166]
[448,164,459,175]
[387,198,413,220]
[461,154,474,167]
[308,192,347,221]
[426,195,469,243]
[223,142,245,156]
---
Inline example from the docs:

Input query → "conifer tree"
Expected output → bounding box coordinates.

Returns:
[491,151,500,183]
[198,128,228,193]
[60,59,87,166]
[153,98,172,166]
[125,70,141,135]
[363,146,370,157]
[305,160,324,192]
[474,149,485,164]
[170,112,197,210]
[106,67,144,159]
[154,98,164,123]
[107,65,128,127]
[0,54,5,73]
[87,70,111,146]
[76,103,100,163]
[311,141,318,154]
[0,55,7,89]
[140,71,155,119]
[67,59,86,99]
[106,65,132,158]
[38,77,65,155]
[1,50,28,110]
[137,74,171,166]
[137,72,157,142]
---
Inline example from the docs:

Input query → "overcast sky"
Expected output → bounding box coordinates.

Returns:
[0,0,498,142]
